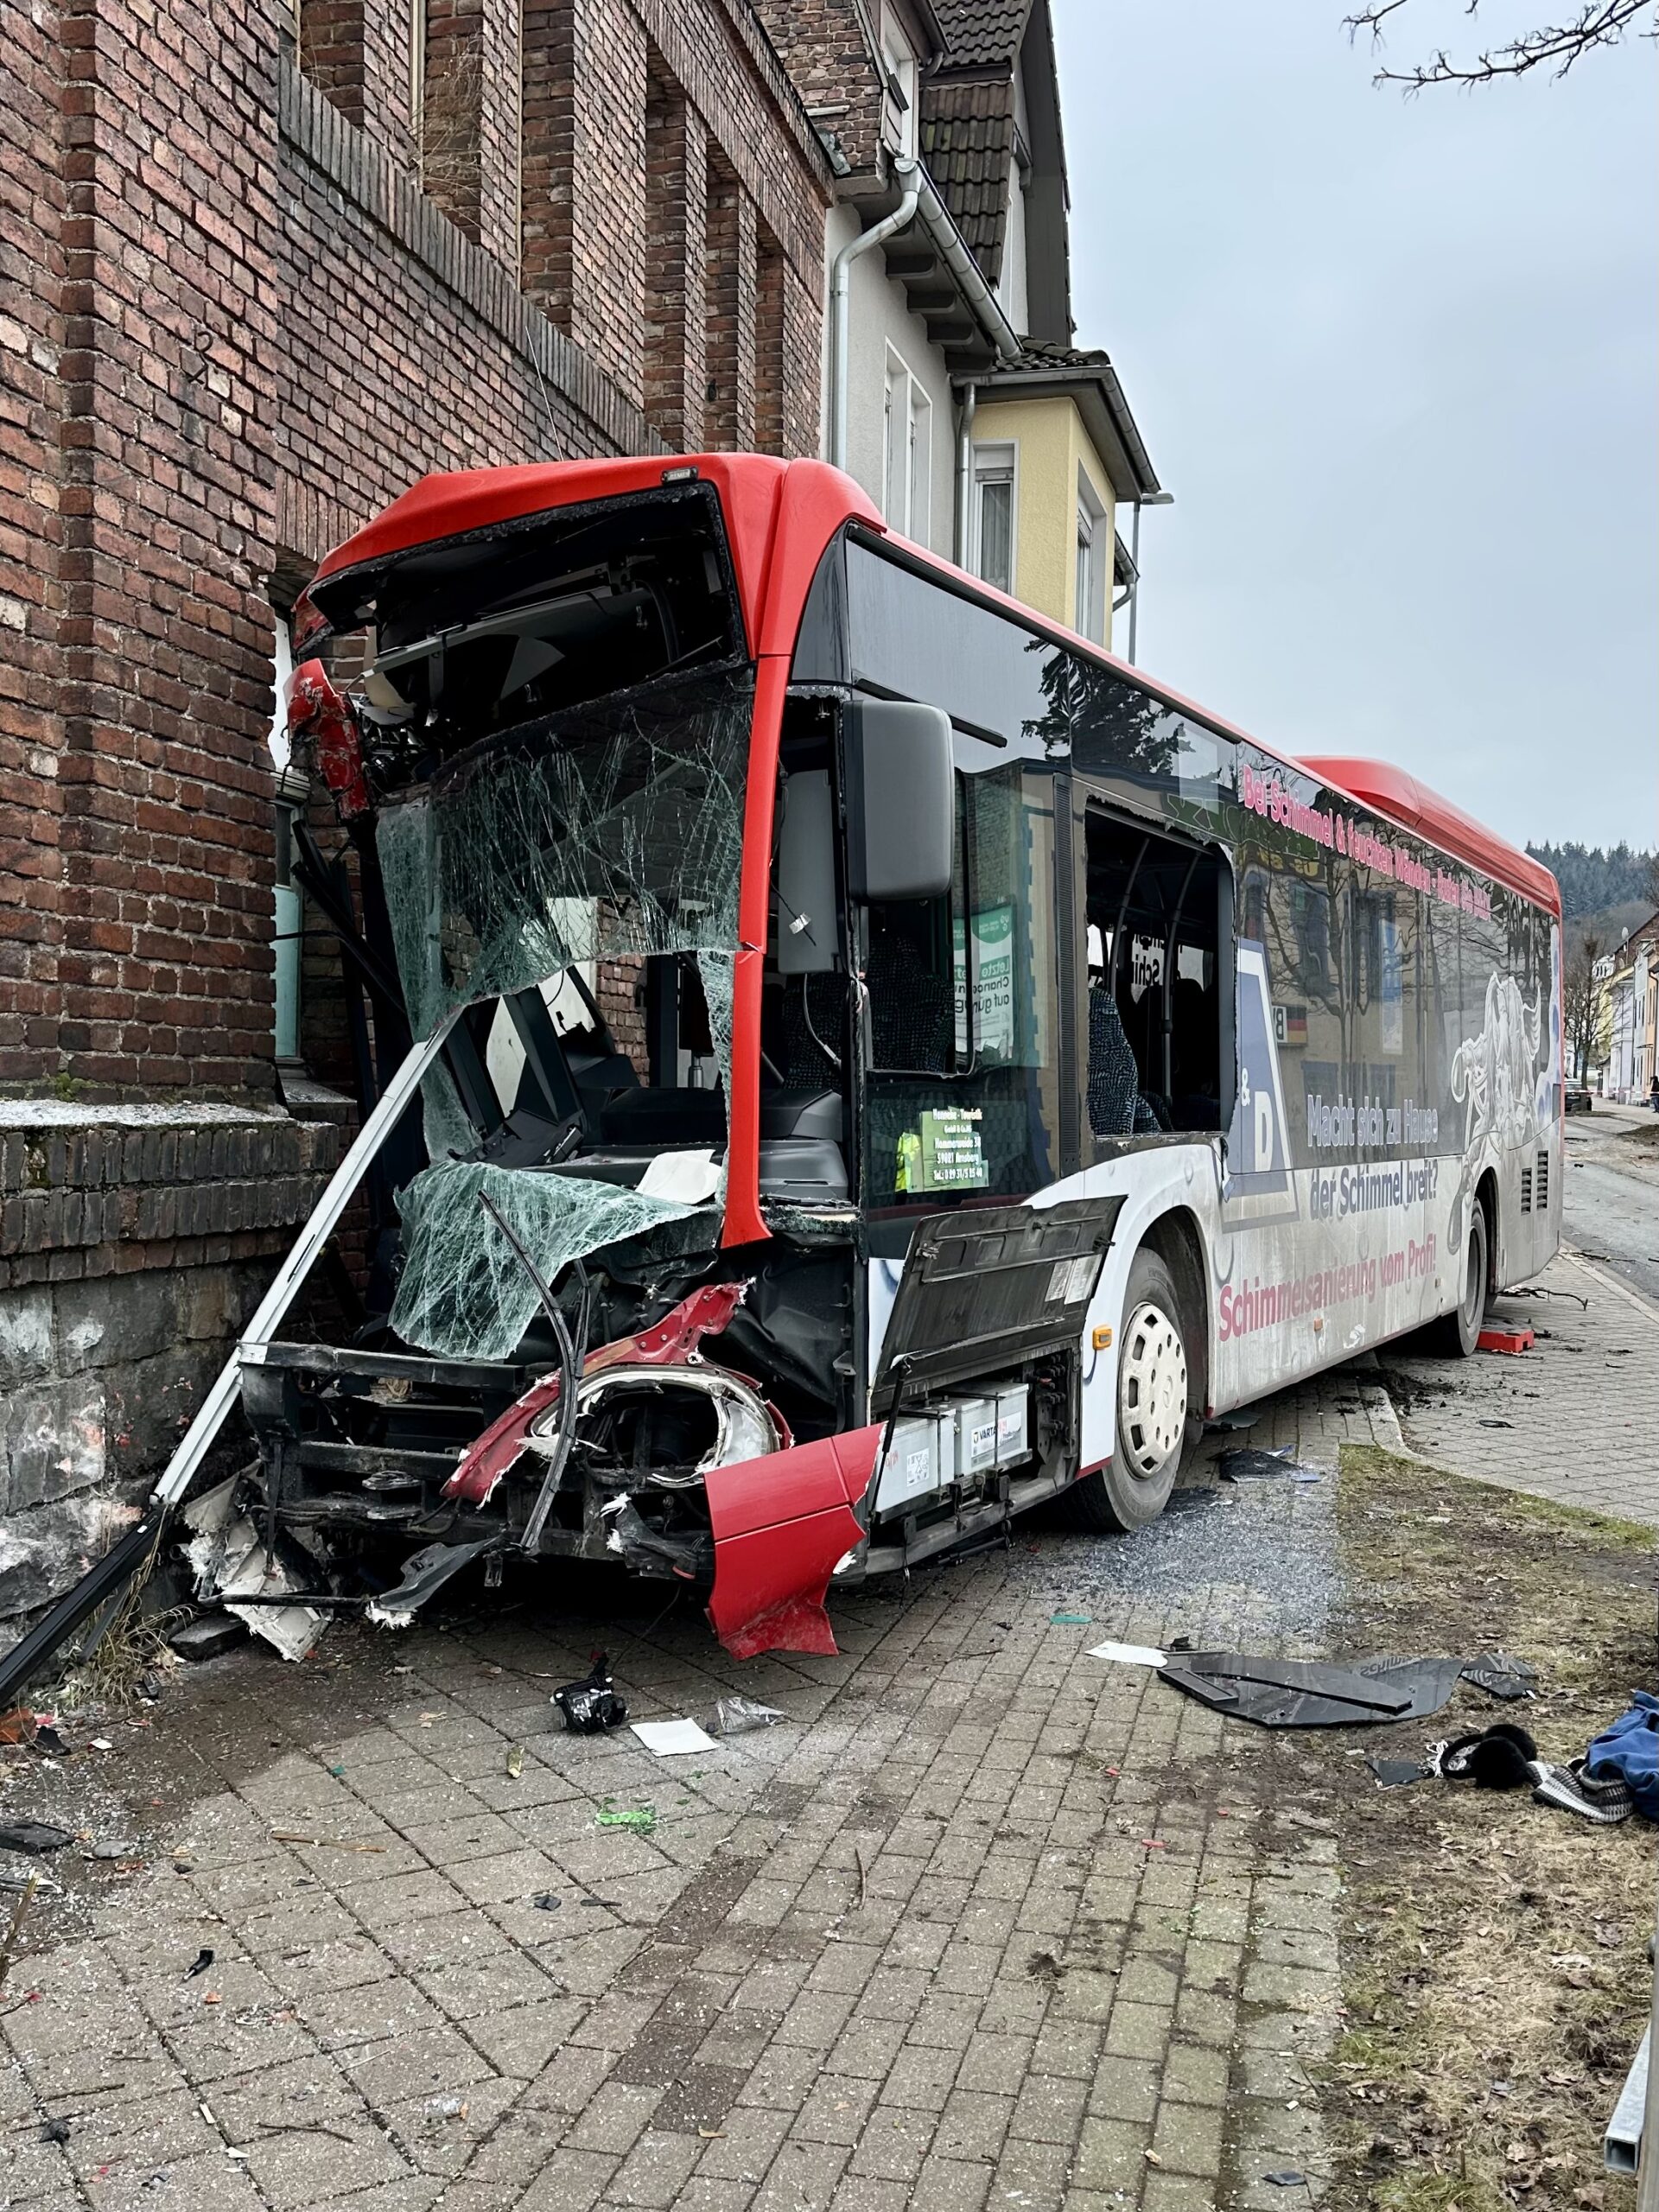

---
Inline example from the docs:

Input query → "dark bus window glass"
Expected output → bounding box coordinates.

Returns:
[862,759,1063,1206]
[843,537,1236,821]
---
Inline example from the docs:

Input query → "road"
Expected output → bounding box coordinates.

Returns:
[1564,1098,1659,1304]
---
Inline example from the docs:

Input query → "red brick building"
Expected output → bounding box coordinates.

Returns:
[0,0,830,1631]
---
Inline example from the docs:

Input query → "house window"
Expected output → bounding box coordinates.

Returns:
[1074,468,1107,642]
[883,349,931,537]
[972,442,1016,594]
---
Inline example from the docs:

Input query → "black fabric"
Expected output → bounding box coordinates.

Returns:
[1439,1723,1539,1788]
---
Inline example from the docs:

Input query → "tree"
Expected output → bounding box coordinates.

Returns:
[1564,930,1606,1083]
[1344,0,1654,88]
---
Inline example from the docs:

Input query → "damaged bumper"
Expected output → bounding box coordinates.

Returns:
[218,1281,872,1662]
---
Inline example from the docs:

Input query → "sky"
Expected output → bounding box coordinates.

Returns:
[1052,0,1657,855]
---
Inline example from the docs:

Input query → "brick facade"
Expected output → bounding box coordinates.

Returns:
[0,0,830,1638]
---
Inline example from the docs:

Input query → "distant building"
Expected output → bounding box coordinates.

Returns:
[757,0,1162,647]
[1601,917,1659,1100]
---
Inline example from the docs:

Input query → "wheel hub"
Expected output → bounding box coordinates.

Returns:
[1118,1300,1187,1478]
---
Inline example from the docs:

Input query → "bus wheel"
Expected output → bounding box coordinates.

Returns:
[1060,1249,1188,1533]
[1427,1199,1489,1357]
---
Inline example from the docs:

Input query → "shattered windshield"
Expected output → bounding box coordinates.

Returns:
[376,664,752,1039]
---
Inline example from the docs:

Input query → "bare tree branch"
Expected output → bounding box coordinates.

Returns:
[1344,0,1654,88]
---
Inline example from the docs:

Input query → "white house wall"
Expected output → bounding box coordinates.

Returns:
[821,202,956,556]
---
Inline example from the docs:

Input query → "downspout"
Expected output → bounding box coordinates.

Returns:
[830,166,922,472]
[954,378,976,564]
[830,155,1022,476]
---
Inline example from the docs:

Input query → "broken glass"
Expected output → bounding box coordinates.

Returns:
[390,1160,717,1361]
[376,665,752,1040]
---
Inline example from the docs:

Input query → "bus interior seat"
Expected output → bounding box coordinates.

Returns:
[1087,986,1141,1137]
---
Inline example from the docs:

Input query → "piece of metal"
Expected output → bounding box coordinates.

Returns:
[0,1514,163,1708]
[151,1014,461,1512]
[1608,2023,1649,2175]
[475,1192,582,1554]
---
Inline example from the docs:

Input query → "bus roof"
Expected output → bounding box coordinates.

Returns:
[304,453,1559,919]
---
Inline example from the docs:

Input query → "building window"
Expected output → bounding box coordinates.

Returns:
[972,442,1016,594]
[883,349,931,537]
[1074,468,1107,642]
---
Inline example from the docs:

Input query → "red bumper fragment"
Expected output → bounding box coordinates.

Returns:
[704,1425,879,1660]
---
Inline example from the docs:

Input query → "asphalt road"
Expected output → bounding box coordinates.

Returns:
[1563,1099,1659,1304]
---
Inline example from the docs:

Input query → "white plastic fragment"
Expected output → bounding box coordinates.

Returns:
[1086,1641,1166,1668]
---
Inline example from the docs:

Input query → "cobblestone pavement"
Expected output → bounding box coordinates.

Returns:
[0,1383,1395,2212]
[1378,1247,1659,1525]
[7,1202,1655,2212]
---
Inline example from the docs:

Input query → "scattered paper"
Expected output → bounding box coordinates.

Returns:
[631,1719,717,1757]
[1087,1641,1166,1668]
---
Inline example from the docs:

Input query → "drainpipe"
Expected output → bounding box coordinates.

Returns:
[830,164,922,473]
[830,155,1022,476]
[954,378,977,564]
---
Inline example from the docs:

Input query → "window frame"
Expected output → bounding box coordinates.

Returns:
[971,440,1018,596]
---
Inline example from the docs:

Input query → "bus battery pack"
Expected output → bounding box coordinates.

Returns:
[1477,1325,1535,1354]
[873,1386,1032,1516]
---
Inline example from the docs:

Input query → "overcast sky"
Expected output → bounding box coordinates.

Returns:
[1052,0,1656,855]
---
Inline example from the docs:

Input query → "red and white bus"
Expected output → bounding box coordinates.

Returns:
[162,454,1562,1660]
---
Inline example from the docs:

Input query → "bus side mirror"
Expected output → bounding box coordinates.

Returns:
[844,699,955,904]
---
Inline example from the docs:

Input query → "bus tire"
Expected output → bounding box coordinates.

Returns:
[1060,1249,1188,1533]
[1426,1198,1489,1357]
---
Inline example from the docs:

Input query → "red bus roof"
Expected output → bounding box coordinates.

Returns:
[304,453,1557,917]
[1298,757,1559,915]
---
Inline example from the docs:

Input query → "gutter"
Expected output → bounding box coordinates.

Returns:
[829,154,1020,473]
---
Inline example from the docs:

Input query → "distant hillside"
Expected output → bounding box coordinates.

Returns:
[1527,842,1656,920]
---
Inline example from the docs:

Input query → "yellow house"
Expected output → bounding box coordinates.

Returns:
[962,342,1160,653]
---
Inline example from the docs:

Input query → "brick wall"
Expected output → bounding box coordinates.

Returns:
[0,0,830,1643]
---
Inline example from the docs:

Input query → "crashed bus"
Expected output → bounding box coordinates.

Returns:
[136,454,1562,1666]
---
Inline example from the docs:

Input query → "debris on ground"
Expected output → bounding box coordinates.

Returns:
[1158,1651,1472,1727]
[1531,1759,1636,1825]
[1087,1640,1166,1667]
[182,1479,323,1662]
[39,2118,70,2145]
[594,1801,656,1834]
[423,2095,468,2122]
[709,1696,783,1736]
[168,1613,251,1662]
[505,1745,524,1778]
[630,1718,717,1756]
[1050,1611,1092,1624]
[1218,1445,1322,1484]
[1581,1691,1659,1819]
[531,1891,561,1911]
[552,1654,627,1733]
[1477,1323,1535,1354]
[185,1948,214,1977]
[1462,1651,1539,1700]
[1437,1723,1537,1788]
[0,1821,74,1854]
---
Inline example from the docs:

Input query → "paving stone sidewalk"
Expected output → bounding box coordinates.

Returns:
[0,1383,1396,2212]
[1378,1248,1659,1525]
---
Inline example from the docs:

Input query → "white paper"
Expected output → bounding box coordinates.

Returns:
[630,1718,718,1756]
[637,1148,721,1204]
[1087,1641,1166,1668]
